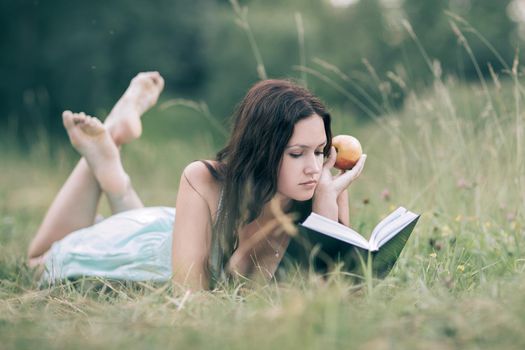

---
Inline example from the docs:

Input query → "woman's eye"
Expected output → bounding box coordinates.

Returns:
[315,151,324,156]
[290,153,302,158]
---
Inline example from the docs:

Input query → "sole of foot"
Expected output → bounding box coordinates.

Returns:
[105,71,165,145]
[63,110,130,196]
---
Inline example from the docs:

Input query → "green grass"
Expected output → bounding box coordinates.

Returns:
[1,75,524,349]
[2,10,525,343]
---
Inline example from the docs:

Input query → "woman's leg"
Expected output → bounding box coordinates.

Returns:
[27,155,102,260]
[27,72,164,260]
[28,113,140,261]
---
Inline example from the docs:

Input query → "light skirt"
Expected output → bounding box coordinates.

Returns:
[42,206,175,283]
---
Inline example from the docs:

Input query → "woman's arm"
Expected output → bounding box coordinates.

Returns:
[337,189,349,226]
[312,179,350,224]
[171,161,214,291]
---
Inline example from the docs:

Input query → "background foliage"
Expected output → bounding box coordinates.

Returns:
[0,0,520,145]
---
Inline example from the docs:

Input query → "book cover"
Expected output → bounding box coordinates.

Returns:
[280,208,420,278]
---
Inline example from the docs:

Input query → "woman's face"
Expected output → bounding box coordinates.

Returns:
[277,114,327,202]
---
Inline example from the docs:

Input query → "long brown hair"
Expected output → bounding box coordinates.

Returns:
[203,79,332,281]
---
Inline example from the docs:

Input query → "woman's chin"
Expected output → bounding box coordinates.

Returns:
[278,188,316,202]
[292,191,315,202]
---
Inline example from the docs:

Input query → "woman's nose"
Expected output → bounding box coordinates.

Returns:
[304,154,322,174]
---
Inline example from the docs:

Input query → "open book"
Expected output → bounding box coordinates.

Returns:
[281,207,420,278]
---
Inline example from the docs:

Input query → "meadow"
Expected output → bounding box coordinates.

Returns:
[2,34,525,350]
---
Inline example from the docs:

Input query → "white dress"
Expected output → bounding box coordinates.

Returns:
[42,207,175,283]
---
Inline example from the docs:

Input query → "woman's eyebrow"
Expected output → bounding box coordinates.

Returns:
[286,141,327,149]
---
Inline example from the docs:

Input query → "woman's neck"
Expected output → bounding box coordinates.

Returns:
[259,194,292,219]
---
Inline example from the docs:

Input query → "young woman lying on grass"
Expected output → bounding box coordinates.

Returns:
[27,72,367,290]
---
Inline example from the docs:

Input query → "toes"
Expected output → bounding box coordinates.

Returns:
[134,72,149,83]
[90,116,103,128]
[63,110,86,129]
[136,71,164,91]
[153,73,165,91]
[73,112,86,124]
[80,115,105,134]
[62,110,75,129]
[150,71,164,86]
[85,115,95,127]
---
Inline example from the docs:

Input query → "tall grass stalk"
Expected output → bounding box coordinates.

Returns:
[449,20,508,150]
[295,12,307,87]
[311,57,386,114]
[230,0,267,80]
[159,98,229,138]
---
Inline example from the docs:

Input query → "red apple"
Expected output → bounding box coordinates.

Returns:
[332,135,362,170]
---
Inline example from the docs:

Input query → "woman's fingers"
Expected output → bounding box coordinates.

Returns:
[352,154,366,178]
[323,146,337,170]
[333,154,367,191]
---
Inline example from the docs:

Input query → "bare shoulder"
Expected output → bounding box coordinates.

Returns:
[182,160,220,188]
[183,160,213,182]
[181,160,221,213]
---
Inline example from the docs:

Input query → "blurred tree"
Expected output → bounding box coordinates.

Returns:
[0,0,519,145]
[0,0,208,146]
[403,0,516,83]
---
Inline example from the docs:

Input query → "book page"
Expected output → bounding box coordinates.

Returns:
[369,207,406,242]
[371,211,418,250]
[301,212,370,250]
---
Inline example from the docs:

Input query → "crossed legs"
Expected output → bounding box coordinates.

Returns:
[27,72,165,264]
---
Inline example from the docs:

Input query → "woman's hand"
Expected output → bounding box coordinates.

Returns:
[312,147,366,221]
[316,146,367,198]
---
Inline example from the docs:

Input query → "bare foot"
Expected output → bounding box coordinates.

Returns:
[105,71,165,145]
[63,111,130,196]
